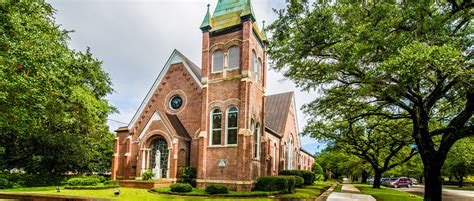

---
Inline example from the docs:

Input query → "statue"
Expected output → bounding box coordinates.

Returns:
[153,150,161,179]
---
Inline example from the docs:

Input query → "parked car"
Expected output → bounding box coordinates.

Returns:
[380,178,391,184]
[385,177,412,188]
[410,178,418,185]
[367,178,374,184]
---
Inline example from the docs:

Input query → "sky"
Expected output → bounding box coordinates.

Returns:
[47,0,325,154]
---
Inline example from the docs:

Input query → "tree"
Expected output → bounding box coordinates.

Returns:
[0,1,114,174]
[316,147,369,180]
[268,1,472,200]
[386,155,424,183]
[309,117,418,188]
[442,137,474,187]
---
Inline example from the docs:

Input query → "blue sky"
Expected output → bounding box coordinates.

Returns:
[47,0,325,154]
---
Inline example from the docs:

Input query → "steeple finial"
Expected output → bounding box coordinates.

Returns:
[200,3,212,32]
[261,20,268,41]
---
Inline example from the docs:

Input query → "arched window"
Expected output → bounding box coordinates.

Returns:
[210,108,222,145]
[251,50,257,75]
[273,143,277,171]
[288,135,293,169]
[226,107,238,144]
[253,123,260,159]
[212,50,224,72]
[257,58,262,80]
[228,46,240,69]
[282,142,287,170]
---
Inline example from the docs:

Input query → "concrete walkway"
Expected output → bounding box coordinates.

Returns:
[327,184,376,201]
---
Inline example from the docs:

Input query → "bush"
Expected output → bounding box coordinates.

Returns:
[67,178,100,186]
[205,184,229,194]
[178,166,197,187]
[294,176,304,187]
[312,162,324,175]
[104,180,119,186]
[279,170,316,185]
[170,183,193,193]
[253,176,296,193]
[315,174,324,181]
[142,170,155,181]
[0,173,65,187]
[0,178,11,189]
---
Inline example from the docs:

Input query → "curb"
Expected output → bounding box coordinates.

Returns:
[316,182,337,201]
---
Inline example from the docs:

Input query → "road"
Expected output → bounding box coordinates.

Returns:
[395,185,474,201]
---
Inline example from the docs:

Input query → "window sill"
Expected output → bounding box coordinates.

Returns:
[207,144,238,148]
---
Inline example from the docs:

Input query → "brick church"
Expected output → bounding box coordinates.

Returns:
[112,0,315,191]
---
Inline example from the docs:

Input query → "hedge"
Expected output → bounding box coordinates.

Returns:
[104,180,119,186]
[294,176,304,187]
[253,176,296,193]
[170,183,192,193]
[279,170,316,185]
[0,178,11,189]
[205,184,229,194]
[67,178,100,186]
[64,185,119,190]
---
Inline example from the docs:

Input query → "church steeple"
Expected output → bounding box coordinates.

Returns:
[200,4,212,32]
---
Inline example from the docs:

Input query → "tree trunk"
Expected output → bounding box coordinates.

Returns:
[424,166,443,201]
[373,170,382,188]
[458,172,464,188]
[361,170,368,183]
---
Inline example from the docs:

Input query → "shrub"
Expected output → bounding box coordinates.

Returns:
[315,174,324,181]
[178,166,197,187]
[312,162,324,175]
[0,178,11,189]
[205,184,229,194]
[279,170,316,185]
[253,176,296,193]
[142,170,155,181]
[104,180,119,186]
[170,183,193,193]
[67,178,100,186]
[294,176,304,187]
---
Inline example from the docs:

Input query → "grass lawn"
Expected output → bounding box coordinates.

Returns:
[0,181,334,200]
[354,184,423,201]
[334,183,342,192]
[279,181,334,199]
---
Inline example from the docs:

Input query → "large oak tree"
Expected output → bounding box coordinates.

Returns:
[0,1,115,174]
[268,1,473,200]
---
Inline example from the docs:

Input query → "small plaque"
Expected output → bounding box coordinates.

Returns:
[218,159,227,168]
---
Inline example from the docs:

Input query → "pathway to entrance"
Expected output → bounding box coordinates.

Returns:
[327,184,376,201]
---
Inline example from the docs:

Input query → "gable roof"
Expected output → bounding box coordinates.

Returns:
[166,113,191,139]
[265,91,294,137]
[128,49,201,130]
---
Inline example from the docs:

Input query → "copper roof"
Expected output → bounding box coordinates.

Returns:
[166,113,191,139]
[265,91,294,137]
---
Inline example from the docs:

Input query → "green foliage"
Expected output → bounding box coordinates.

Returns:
[354,184,423,201]
[66,178,100,186]
[0,178,11,189]
[64,185,118,190]
[269,0,472,197]
[442,137,474,186]
[142,170,155,181]
[103,180,119,186]
[312,162,324,175]
[0,173,65,187]
[205,184,228,195]
[253,176,296,193]
[178,166,197,187]
[169,183,192,193]
[294,176,304,188]
[0,0,115,174]
[279,170,316,185]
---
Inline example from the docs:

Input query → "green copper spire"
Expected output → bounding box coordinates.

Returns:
[261,20,268,41]
[200,4,212,32]
[240,0,256,21]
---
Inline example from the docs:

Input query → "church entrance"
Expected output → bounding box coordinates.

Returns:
[150,138,169,179]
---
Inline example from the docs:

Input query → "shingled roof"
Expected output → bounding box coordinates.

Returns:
[265,92,294,137]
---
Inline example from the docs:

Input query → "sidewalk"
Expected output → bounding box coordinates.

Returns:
[327,184,376,201]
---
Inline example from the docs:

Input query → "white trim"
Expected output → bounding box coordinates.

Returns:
[138,112,162,140]
[128,50,201,130]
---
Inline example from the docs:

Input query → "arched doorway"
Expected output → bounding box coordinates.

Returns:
[150,138,169,178]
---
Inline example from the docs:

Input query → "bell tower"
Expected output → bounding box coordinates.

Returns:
[195,0,268,191]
